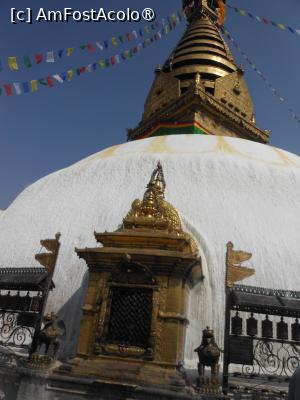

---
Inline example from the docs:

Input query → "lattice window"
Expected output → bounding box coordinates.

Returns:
[106,287,153,348]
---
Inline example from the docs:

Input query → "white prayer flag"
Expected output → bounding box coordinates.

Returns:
[46,51,55,63]
[53,74,64,83]
[95,42,104,51]
[13,82,22,95]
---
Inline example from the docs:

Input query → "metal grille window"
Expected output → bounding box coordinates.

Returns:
[106,287,153,348]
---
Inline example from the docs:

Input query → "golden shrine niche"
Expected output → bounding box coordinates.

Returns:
[71,162,203,390]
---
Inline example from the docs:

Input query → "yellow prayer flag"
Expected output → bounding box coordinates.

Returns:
[99,59,105,69]
[111,37,118,47]
[278,24,285,30]
[67,70,74,81]
[30,80,38,92]
[8,56,19,71]
[67,48,74,56]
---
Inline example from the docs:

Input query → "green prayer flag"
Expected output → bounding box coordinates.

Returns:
[38,78,47,86]
[23,55,32,68]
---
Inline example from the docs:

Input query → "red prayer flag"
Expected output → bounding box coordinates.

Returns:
[46,76,54,87]
[87,43,95,52]
[262,18,269,25]
[110,56,116,66]
[126,33,132,41]
[79,67,86,74]
[35,53,43,64]
[4,84,13,96]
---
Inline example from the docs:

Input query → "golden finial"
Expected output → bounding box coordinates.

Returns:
[123,162,182,234]
[146,161,166,199]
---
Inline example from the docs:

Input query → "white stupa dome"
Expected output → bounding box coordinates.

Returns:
[0,134,300,366]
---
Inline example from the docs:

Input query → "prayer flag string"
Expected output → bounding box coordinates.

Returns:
[2,11,185,73]
[0,17,183,97]
[222,28,300,124]
[227,4,300,36]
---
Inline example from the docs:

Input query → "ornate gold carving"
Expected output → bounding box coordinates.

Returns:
[143,71,180,121]
[123,162,198,254]
[102,344,146,358]
[155,284,167,362]
[125,163,177,231]
[226,242,255,288]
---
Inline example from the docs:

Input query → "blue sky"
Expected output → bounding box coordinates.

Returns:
[0,0,299,209]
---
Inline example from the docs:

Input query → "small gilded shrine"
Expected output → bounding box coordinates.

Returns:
[71,162,203,390]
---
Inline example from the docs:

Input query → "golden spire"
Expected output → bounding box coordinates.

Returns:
[127,0,269,144]
[164,1,235,94]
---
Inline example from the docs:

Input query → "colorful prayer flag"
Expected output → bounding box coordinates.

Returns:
[38,78,47,86]
[111,37,118,47]
[87,43,95,52]
[46,51,55,63]
[60,72,67,82]
[35,54,43,64]
[53,74,64,83]
[30,80,38,92]
[8,57,19,71]
[99,59,106,69]
[23,56,32,68]
[4,84,13,96]
[95,42,104,50]
[23,82,30,93]
[22,82,30,93]
[13,83,22,95]
[67,70,74,81]
[67,48,74,56]
[46,76,54,87]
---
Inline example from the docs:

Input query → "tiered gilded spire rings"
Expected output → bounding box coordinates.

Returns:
[128,0,269,144]
[164,5,236,94]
